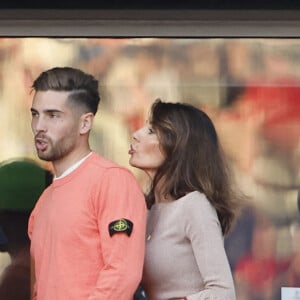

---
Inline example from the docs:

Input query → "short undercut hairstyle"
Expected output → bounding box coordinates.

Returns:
[32,67,100,115]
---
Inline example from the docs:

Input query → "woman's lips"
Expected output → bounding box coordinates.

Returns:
[128,145,136,155]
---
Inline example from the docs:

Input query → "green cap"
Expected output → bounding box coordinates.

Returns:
[0,158,49,212]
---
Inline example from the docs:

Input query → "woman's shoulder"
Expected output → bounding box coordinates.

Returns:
[173,191,215,213]
[156,191,215,216]
[179,191,209,204]
[165,191,211,209]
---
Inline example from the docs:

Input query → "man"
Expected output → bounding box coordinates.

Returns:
[28,67,147,300]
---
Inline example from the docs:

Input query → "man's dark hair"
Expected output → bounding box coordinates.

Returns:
[32,67,100,115]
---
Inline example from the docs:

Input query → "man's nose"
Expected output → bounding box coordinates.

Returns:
[32,116,46,133]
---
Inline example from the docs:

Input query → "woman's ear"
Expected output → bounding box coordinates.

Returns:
[80,112,94,134]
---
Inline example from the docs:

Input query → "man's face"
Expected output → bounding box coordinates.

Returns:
[30,90,81,163]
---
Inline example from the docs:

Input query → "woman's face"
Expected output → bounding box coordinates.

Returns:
[129,123,165,178]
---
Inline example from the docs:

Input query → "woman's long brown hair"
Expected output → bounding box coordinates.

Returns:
[147,99,241,235]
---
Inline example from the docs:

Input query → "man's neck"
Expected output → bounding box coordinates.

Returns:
[53,148,92,178]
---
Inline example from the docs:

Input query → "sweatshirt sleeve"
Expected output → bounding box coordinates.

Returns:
[87,167,147,300]
[184,194,236,300]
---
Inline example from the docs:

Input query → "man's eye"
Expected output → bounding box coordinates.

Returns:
[49,113,59,118]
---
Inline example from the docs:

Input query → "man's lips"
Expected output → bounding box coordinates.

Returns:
[35,137,48,151]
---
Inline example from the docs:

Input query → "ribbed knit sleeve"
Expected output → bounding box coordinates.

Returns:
[183,192,236,300]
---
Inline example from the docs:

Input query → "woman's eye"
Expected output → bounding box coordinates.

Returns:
[148,127,155,134]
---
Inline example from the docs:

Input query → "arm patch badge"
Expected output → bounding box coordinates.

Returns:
[109,219,133,237]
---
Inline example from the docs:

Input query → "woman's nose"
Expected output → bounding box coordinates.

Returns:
[132,130,138,141]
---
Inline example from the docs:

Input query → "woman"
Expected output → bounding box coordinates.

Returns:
[129,99,238,300]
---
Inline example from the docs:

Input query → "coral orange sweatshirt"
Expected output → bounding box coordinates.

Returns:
[28,152,147,300]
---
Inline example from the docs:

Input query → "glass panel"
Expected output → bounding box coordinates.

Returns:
[0,37,299,299]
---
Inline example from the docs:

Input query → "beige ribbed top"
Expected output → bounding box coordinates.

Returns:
[142,191,236,300]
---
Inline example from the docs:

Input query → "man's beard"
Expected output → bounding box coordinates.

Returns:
[36,139,73,162]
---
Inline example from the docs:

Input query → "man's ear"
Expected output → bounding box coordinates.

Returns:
[80,112,94,134]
